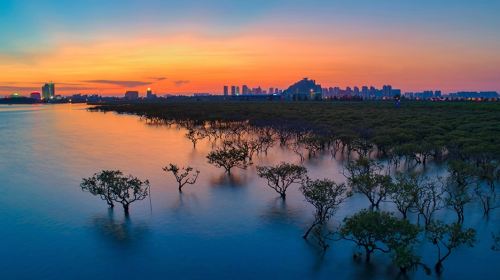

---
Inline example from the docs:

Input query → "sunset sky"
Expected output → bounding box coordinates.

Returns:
[1,0,499,95]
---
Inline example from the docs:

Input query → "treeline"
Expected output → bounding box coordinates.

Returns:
[91,101,500,162]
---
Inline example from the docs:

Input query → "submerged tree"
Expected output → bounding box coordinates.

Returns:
[340,209,420,264]
[207,140,251,175]
[81,170,150,216]
[445,161,476,223]
[473,160,500,216]
[111,174,150,216]
[81,170,120,208]
[185,127,204,148]
[345,157,392,209]
[257,162,307,199]
[387,173,419,219]
[413,179,444,228]
[163,163,200,192]
[426,221,476,273]
[300,178,351,240]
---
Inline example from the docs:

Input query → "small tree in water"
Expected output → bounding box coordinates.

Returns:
[387,173,420,219]
[426,221,476,274]
[81,170,121,208]
[445,160,476,224]
[300,178,351,240]
[81,170,150,216]
[163,163,200,192]
[345,157,392,209]
[207,140,251,175]
[257,162,307,199]
[340,209,420,264]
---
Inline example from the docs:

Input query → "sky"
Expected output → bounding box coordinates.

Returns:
[0,0,499,96]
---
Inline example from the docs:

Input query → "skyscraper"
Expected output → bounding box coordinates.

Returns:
[231,86,236,96]
[146,88,154,99]
[223,86,229,96]
[242,85,249,95]
[42,82,55,100]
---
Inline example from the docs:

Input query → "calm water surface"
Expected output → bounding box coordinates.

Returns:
[0,104,498,279]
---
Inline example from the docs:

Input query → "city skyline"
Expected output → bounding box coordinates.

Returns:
[1,0,500,95]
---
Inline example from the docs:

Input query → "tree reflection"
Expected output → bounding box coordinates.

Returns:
[209,172,248,187]
[90,209,149,247]
[260,197,302,225]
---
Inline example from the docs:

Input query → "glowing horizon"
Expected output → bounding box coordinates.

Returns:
[1,0,499,96]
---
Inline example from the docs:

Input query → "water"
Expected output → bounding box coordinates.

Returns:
[0,104,498,279]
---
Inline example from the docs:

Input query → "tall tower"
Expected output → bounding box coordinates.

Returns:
[223,86,229,96]
[42,82,55,100]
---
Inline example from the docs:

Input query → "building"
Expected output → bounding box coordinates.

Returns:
[223,86,229,96]
[124,91,139,100]
[447,91,499,100]
[404,90,442,100]
[42,82,55,100]
[146,88,156,99]
[231,86,236,96]
[30,92,41,100]
[242,85,249,95]
[282,78,323,101]
[236,86,240,95]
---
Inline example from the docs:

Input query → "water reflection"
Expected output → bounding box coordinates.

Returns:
[90,209,149,248]
[170,192,201,213]
[209,172,248,187]
[260,197,303,225]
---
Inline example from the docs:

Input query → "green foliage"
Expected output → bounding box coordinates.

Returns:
[257,162,307,199]
[81,170,150,215]
[207,140,251,174]
[345,157,392,208]
[340,210,420,264]
[387,173,420,219]
[92,101,500,161]
[445,160,477,223]
[300,178,351,240]
[426,221,476,272]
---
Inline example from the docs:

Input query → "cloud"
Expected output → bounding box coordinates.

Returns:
[82,80,152,87]
[173,80,190,86]
[149,77,167,81]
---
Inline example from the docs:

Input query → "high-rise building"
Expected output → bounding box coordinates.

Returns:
[242,85,249,95]
[231,86,236,96]
[125,91,139,100]
[42,82,55,100]
[223,86,229,96]
[236,86,240,95]
[269,88,274,95]
[146,88,154,99]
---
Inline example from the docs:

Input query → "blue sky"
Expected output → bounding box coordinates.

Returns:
[1,0,499,94]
